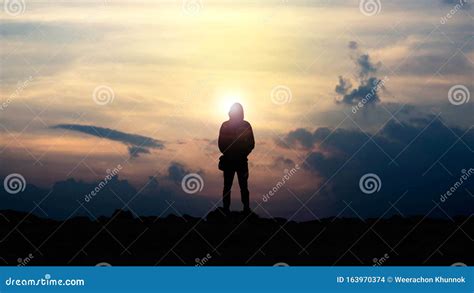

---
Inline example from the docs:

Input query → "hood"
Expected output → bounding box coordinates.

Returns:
[228,103,244,121]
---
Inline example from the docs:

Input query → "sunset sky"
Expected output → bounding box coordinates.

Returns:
[1,0,473,220]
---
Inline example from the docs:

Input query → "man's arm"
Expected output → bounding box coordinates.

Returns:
[246,123,255,155]
[218,123,226,154]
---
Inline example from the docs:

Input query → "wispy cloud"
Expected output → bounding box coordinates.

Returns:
[52,124,164,157]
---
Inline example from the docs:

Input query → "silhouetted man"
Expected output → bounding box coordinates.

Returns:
[218,103,255,213]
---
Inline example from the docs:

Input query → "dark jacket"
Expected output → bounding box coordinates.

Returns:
[218,104,255,163]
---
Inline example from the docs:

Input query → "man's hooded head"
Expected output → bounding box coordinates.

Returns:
[228,103,244,121]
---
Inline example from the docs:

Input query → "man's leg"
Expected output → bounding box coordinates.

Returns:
[223,169,235,211]
[236,165,250,212]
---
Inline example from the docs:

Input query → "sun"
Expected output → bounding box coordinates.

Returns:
[218,92,244,114]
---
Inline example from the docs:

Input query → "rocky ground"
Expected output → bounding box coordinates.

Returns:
[0,209,471,266]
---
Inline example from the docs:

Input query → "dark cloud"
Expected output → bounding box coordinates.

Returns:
[348,41,358,50]
[279,127,332,150]
[356,54,378,79]
[0,173,212,220]
[167,162,203,184]
[128,146,151,158]
[337,77,382,106]
[168,162,190,183]
[52,124,164,158]
[278,128,316,149]
[335,41,383,107]
[285,116,474,217]
[335,76,351,95]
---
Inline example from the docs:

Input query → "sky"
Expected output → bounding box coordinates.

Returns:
[0,0,473,220]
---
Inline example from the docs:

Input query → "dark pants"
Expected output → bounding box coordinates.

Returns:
[223,163,249,211]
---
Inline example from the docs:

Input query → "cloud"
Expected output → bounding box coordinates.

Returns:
[52,124,164,157]
[0,173,212,219]
[356,54,378,79]
[337,77,382,106]
[283,116,474,217]
[278,128,317,149]
[168,162,191,183]
[442,0,471,9]
[167,162,203,184]
[335,76,351,95]
[348,41,358,50]
[396,52,474,76]
[272,156,296,169]
[335,41,383,107]
[128,146,151,158]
